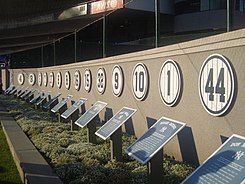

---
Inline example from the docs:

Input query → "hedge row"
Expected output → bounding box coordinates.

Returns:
[0,95,194,184]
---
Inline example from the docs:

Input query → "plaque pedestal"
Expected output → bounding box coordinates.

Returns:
[56,105,67,123]
[148,148,163,184]
[70,110,79,131]
[43,98,59,111]
[39,99,47,109]
[110,126,122,161]
[18,91,25,98]
[25,94,34,102]
[87,117,97,144]
[57,114,61,123]
[49,99,58,110]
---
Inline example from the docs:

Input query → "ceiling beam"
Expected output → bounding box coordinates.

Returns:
[0,14,102,40]
[0,43,45,55]
[0,33,68,48]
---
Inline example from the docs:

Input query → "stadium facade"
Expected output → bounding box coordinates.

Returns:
[1,0,245,165]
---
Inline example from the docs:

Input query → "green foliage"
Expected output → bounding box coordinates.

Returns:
[0,126,22,183]
[55,163,86,183]
[0,95,194,184]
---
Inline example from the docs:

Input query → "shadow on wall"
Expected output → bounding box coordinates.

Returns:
[80,103,86,115]
[124,117,135,135]
[220,135,229,144]
[177,126,199,166]
[147,117,200,166]
[103,107,113,124]
[146,117,157,129]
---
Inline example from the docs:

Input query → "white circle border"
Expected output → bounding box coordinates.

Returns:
[64,71,71,90]
[74,70,81,91]
[43,72,48,87]
[38,73,42,86]
[158,59,182,107]
[18,73,25,85]
[198,54,235,117]
[56,72,62,89]
[112,65,124,97]
[131,63,149,101]
[29,73,36,86]
[96,67,106,94]
[84,69,92,92]
[49,72,54,87]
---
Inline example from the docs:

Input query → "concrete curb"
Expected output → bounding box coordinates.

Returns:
[0,110,62,184]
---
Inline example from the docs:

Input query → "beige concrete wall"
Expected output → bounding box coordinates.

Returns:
[10,29,245,166]
[1,69,10,90]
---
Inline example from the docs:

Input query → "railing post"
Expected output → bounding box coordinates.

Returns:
[103,13,107,58]
[41,45,44,67]
[227,0,234,32]
[74,30,77,62]
[155,0,160,48]
[53,41,56,66]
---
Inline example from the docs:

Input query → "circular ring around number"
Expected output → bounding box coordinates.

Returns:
[112,65,124,97]
[38,73,42,86]
[84,69,92,92]
[132,63,149,101]
[97,67,106,94]
[159,60,182,107]
[74,70,81,91]
[199,54,235,116]
[18,73,25,85]
[64,71,71,90]
[43,72,48,87]
[49,72,54,87]
[28,73,36,86]
[56,72,62,89]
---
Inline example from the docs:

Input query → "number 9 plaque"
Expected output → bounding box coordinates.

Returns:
[112,65,124,97]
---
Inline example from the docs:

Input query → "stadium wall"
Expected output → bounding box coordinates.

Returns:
[7,28,245,166]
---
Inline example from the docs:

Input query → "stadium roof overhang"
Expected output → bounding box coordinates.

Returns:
[0,13,103,54]
[0,0,90,23]
[0,0,98,55]
[0,0,156,56]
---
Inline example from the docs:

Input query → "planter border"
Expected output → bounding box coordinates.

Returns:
[0,107,62,184]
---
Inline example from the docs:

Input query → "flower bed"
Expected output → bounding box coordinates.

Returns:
[0,95,194,184]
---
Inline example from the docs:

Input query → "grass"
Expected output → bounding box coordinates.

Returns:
[0,125,22,184]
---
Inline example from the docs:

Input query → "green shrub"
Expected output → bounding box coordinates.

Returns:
[71,166,108,184]
[55,163,86,183]
[67,143,95,155]
[0,95,194,184]
[54,152,78,166]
